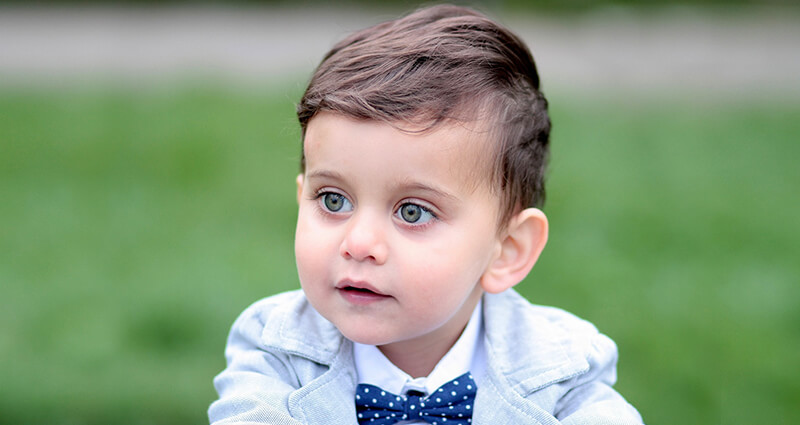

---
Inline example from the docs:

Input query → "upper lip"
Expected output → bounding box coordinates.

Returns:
[335,279,387,296]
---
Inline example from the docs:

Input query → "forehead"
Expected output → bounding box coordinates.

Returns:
[303,112,496,192]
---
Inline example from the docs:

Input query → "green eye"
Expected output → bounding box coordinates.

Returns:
[396,203,434,225]
[321,193,351,212]
[400,204,422,222]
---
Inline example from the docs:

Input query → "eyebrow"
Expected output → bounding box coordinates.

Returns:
[389,179,459,203]
[305,170,459,202]
[305,170,345,182]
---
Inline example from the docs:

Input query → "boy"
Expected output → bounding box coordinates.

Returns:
[209,4,642,424]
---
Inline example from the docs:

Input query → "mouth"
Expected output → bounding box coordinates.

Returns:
[336,280,391,304]
[341,286,381,295]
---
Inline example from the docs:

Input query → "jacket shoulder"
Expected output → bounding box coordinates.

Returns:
[526,302,617,369]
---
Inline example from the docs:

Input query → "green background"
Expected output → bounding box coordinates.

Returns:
[1,4,799,424]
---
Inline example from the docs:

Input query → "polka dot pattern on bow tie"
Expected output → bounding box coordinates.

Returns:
[355,372,476,425]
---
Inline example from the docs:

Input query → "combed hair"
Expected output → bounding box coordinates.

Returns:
[297,4,550,225]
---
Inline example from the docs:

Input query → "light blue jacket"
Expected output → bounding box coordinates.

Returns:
[209,289,643,424]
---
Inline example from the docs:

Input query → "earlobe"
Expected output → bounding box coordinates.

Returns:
[481,208,548,294]
[296,174,304,204]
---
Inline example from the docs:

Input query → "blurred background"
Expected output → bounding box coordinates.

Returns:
[1,0,798,424]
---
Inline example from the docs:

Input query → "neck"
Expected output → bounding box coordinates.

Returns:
[378,329,461,378]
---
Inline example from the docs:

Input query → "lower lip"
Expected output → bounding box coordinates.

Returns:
[338,288,392,305]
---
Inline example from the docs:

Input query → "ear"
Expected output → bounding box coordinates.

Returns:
[480,208,548,294]
[296,174,304,204]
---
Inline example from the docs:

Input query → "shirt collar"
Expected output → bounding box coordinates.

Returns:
[354,299,485,396]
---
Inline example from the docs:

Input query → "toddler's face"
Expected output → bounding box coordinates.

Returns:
[295,112,503,352]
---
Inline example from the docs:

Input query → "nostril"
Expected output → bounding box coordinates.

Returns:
[339,219,387,264]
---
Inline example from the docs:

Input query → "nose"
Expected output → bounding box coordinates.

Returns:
[339,212,388,264]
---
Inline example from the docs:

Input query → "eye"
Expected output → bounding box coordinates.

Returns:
[395,203,435,225]
[319,192,352,213]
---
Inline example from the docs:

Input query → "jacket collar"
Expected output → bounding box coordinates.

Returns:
[471,289,591,424]
[255,289,591,424]
[258,289,589,398]
[259,290,346,365]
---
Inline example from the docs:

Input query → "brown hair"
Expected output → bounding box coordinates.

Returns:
[297,4,550,225]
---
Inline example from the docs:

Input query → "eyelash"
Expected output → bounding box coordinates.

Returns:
[314,190,352,214]
[312,190,439,228]
[395,202,437,227]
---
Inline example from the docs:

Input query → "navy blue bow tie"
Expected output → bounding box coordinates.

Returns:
[355,372,476,425]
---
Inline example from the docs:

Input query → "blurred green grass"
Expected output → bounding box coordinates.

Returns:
[0,83,797,424]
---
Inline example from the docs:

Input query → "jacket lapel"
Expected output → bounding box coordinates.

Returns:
[475,290,590,423]
[261,291,360,424]
[474,376,561,424]
[290,343,359,424]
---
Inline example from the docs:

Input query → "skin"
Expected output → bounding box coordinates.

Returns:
[295,111,548,377]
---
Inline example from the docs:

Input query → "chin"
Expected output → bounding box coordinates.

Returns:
[338,325,396,346]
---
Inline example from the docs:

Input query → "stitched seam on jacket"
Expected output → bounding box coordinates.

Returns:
[482,371,545,424]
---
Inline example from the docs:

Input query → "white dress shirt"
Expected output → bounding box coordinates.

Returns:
[354,300,486,424]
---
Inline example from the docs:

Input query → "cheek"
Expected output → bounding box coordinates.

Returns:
[294,213,329,283]
[412,230,495,280]
[401,248,483,301]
